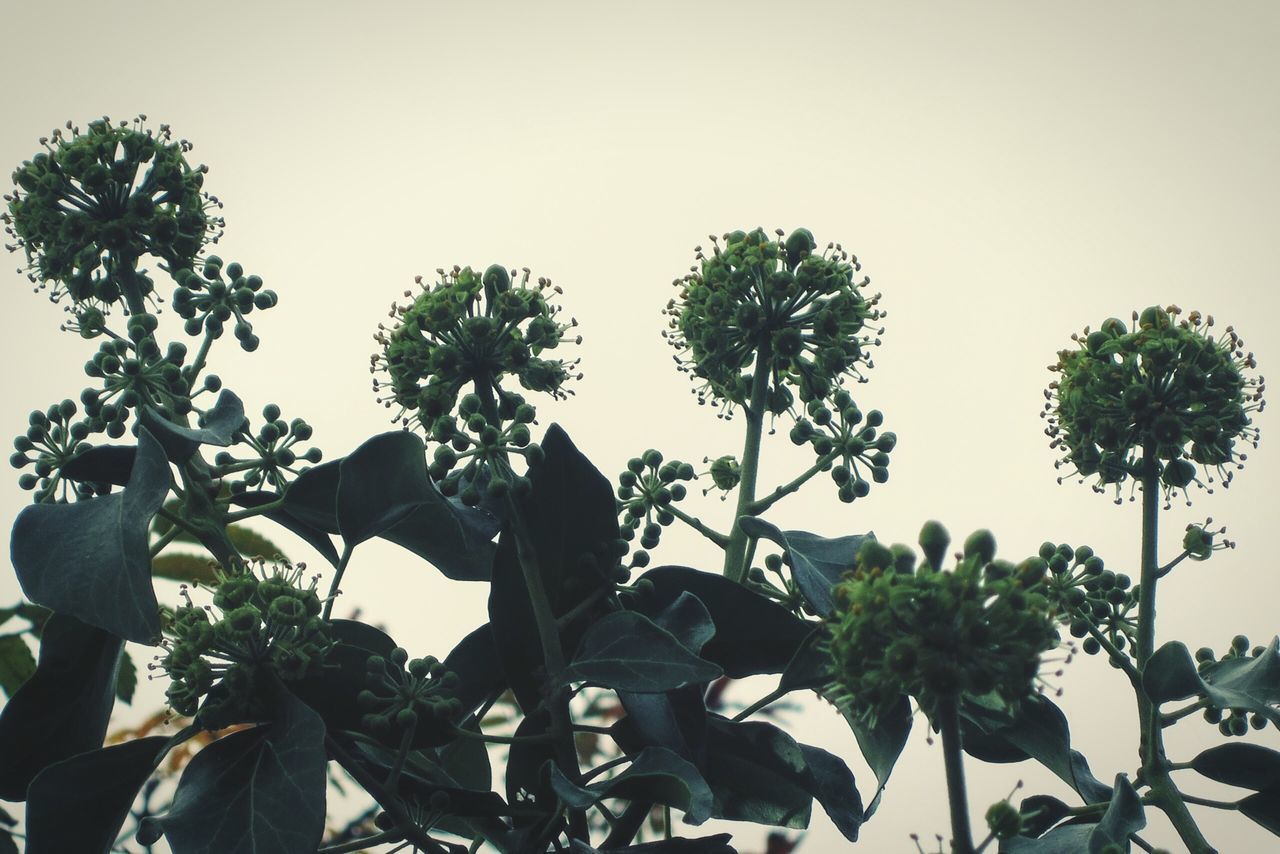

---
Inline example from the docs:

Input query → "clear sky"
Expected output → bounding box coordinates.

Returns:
[1,1,1278,850]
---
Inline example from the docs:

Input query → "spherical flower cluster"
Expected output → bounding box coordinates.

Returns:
[371,264,581,438]
[616,449,697,567]
[3,116,223,312]
[826,523,1060,723]
[1045,306,1264,503]
[80,315,194,433]
[1195,634,1272,737]
[358,647,462,744]
[664,227,883,418]
[214,403,322,493]
[155,561,332,727]
[1039,542,1135,660]
[429,391,542,505]
[173,256,277,352]
[9,400,104,503]
[789,390,895,503]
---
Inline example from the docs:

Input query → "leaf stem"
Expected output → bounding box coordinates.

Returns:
[746,449,839,516]
[322,544,354,620]
[319,830,405,854]
[224,496,286,523]
[723,343,772,583]
[937,699,975,854]
[666,505,729,549]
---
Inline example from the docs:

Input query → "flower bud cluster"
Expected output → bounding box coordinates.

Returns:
[371,264,581,438]
[154,560,332,727]
[826,523,1060,723]
[9,400,104,502]
[616,449,696,567]
[81,317,194,429]
[1195,635,1272,737]
[172,256,277,352]
[789,390,895,503]
[358,647,462,739]
[1045,306,1264,503]
[429,390,540,505]
[664,227,883,419]
[1039,543,1135,659]
[214,403,321,493]
[4,117,222,312]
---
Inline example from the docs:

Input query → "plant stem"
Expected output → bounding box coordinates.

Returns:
[746,449,839,516]
[723,344,772,583]
[1135,451,1217,853]
[666,505,729,549]
[319,830,404,853]
[937,700,975,854]
[322,544,354,620]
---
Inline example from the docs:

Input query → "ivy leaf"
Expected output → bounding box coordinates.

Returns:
[231,490,340,567]
[778,629,831,694]
[1143,641,1203,703]
[59,444,136,486]
[12,427,170,643]
[139,389,245,463]
[336,431,434,547]
[289,619,394,732]
[115,648,137,704]
[700,717,811,830]
[650,592,716,655]
[737,519,869,618]
[1239,787,1280,838]
[1017,794,1072,839]
[0,635,35,698]
[564,611,722,693]
[798,743,863,841]
[443,623,508,720]
[550,747,715,824]
[281,458,341,532]
[24,735,167,854]
[1003,824,1094,852]
[634,567,810,677]
[505,709,557,831]
[1145,639,1280,726]
[615,686,708,762]
[0,614,122,800]
[836,692,912,819]
[1191,743,1280,791]
[148,691,327,854]
[1089,775,1145,851]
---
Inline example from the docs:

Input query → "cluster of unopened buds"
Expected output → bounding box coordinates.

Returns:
[359,647,462,741]
[213,403,322,493]
[789,390,895,503]
[172,255,277,352]
[1195,634,1273,737]
[1040,543,1136,660]
[616,449,696,567]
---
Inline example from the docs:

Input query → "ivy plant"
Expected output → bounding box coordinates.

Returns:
[0,116,1274,854]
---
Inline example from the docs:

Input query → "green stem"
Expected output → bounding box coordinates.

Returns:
[184,329,217,387]
[746,449,839,516]
[1135,451,1216,853]
[723,344,772,583]
[148,525,182,559]
[322,544,354,620]
[666,505,729,549]
[385,722,416,792]
[732,686,789,721]
[449,725,555,745]
[319,831,404,854]
[224,496,286,523]
[938,700,975,854]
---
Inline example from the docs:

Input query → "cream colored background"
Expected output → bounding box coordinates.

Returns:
[1,1,1278,850]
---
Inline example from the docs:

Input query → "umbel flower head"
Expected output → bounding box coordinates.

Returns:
[663,227,883,418]
[1044,306,1265,503]
[826,523,1060,723]
[4,116,223,314]
[154,560,332,728]
[371,264,581,439]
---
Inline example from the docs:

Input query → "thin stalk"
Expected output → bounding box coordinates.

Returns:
[746,449,840,515]
[449,725,555,745]
[937,700,975,854]
[723,344,772,583]
[1135,450,1216,853]
[322,544,354,620]
[149,525,182,558]
[319,830,404,854]
[666,505,729,549]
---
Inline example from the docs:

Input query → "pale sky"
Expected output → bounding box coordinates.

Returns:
[2,1,1278,850]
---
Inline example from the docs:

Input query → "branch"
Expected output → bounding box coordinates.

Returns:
[745,449,839,516]
[666,505,729,549]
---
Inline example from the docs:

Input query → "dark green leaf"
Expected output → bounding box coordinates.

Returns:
[489,424,618,710]
[1143,641,1203,703]
[1089,774,1144,852]
[0,634,35,698]
[635,567,810,677]
[12,427,169,643]
[0,614,122,800]
[443,623,508,720]
[1199,636,1280,726]
[594,747,714,825]
[336,431,434,546]
[838,692,912,819]
[25,735,167,854]
[281,458,341,532]
[438,728,492,793]
[738,518,869,618]
[115,648,137,704]
[615,686,708,760]
[1239,787,1280,838]
[150,691,327,854]
[378,500,498,581]
[1017,794,1072,839]
[651,592,715,654]
[1002,824,1094,852]
[139,389,245,463]
[1191,743,1280,791]
[231,490,340,567]
[505,709,557,830]
[343,734,509,818]
[798,743,862,841]
[701,717,811,829]
[778,628,831,694]
[59,444,136,486]
[564,610,722,693]
[548,762,599,809]
[569,835,735,853]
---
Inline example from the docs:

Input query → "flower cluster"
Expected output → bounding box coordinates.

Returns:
[358,647,462,742]
[371,264,581,439]
[1045,306,1264,503]
[789,390,895,503]
[826,523,1060,722]
[173,256,277,352]
[81,317,194,433]
[429,391,541,505]
[616,449,697,567]
[9,400,104,503]
[1195,635,1272,737]
[1039,543,1135,659]
[214,403,322,493]
[155,561,332,727]
[664,227,883,417]
[3,116,222,313]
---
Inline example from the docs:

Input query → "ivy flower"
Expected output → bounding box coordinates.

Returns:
[3,116,223,314]
[1044,306,1264,503]
[826,523,1060,723]
[664,227,883,418]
